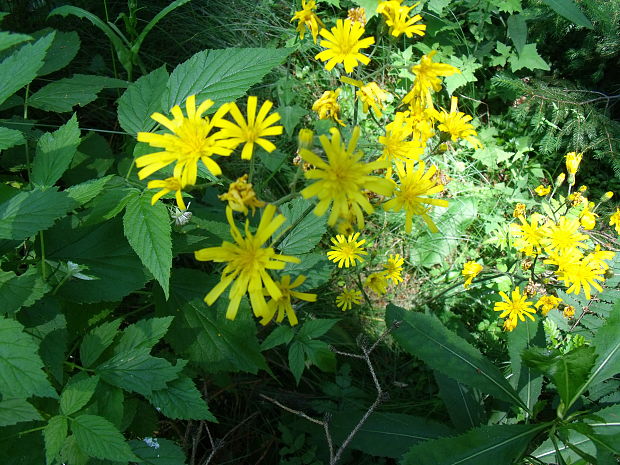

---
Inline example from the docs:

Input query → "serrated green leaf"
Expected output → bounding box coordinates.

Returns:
[261,325,295,350]
[278,105,307,136]
[298,318,339,339]
[44,415,68,465]
[275,198,326,255]
[289,341,305,384]
[0,316,57,398]
[0,126,25,150]
[425,0,450,15]
[96,349,182,396]
[0,398,43,426]
[35,30,80,76]
[0,267,50,315]
[71,414,138,461]
[303,339,335,372]
[129,438,187,465]
[507,14,527,53]
[0,31,31,52]
[444,55,481,95]
[65,175,115,205]
[115,316,174,354]
[118,66,169,135]
[541,0,593,28]
[32,114,80,188]
[0,32,54,106]
[0,188,78,241]
[435,371,484,431]
[80,319,121,368]
[402,423,548,465]
[29,74,127,112]
[59,434,89,465]
[123,194,172,298]
[386,305,526,408]
[163,47,291,110]
[509,43,550,72]
[60,373,100,416]
[83,382,125,430]
[147,376,216,421]
[283,252,331,290]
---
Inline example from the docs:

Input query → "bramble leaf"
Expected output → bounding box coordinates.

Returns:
[71,414,139,461]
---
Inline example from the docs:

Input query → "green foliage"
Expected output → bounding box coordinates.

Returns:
[0,398,43,426]
[117,66,168,135]
[540,0,593,29]
[70,414,139,461]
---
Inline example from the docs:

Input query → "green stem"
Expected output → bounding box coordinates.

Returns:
[271,203,315,249]
[39,231,47,281]
[18,425,46,436]
[23,84,32,184]
[355,273,373,308]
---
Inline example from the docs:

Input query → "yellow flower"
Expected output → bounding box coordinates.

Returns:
[218,174,265,215]
[327,232,368,268]
[347,7,367,25]
[584,245,615,271]
[513,203,526,218]
[563,305,575,318]
[378,113,424,169]
[315,19,375,73]
[462,261,483,288]
[147,176,186,210]
[503,316,518,332]
[558,257,605,300]
[384,3,426,38]
[300,126,394,228]
[579,202,597,230]
[312,89,344,126]
[136,95,232,187]
[215,96,283,160]
[541,216,589,255]
[534,295,562,316]
[534,185,551,196]
[565,151,583,176]
[194,205,300,321]
[377,0,402,17]
[365,272,388,295]
[609,208,620,234]
[510,214,545,257]
[383,254,404,284]
[433,96,482,149]
[341,77,390,117]
[494,287,536,330]
[291,0,324,43]
[263,275,317,326]
[336,288,362,311]
[383,160,449,233]
[402,51,460,107]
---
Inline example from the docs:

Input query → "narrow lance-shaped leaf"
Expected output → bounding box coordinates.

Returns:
[541,0,593,29]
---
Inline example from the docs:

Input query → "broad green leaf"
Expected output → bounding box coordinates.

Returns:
[80,182,137,226]
[402,423,548,465]
[0,31,31,52]
[147,376,217,421]
[66,175,115,205]
[425,0,450,15]
[59,434,89,465]
[0,32,54,106]
[435,371,484,431]
[288,341,305,384]
[278,105,307,136]
[275,198,326,255]
[283,252,331,290]
[163,47,292,110]
[0,188,77,241]
[115,316,174,354]
[298,318,339,340]
[80,319,122,368]
[29,74,127,112]
[118,66,168,135]
[35,30,80,76]
[509,43,550,72]
[261,325,295,350]
[444,55,481,95]
[0,316,57,398]
[0,267,50,315]
[541,0,593,28]
[96,349,182,396]
[63,133,116,185]
[123,194,172,298]
[386,305,526,408]
[60,373,100,416]
[44,415,68,465]
[129,438,187,465]
[85,382,124,430]
[0,398,42,426]
[71,414,139,461]
[32,114,80,188]
[0,126,24,150]
[303,339,336,373]
[507,14,527,53]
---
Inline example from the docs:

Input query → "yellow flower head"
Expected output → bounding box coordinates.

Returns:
[541,216,589,255]
[336,288,362,311]
[365,272,389,295]
[377,0,402,17]
[433,96,481,149]
[563,305,575,318]
[510,214,545,257]
[136,95,232,187]
[383,160,449,234]
[297,128,314,151]
[315,19,375,73]
[557,256,605,300]
[503,316,518,332]
[194,205,300,321]
[402,51,460,107]
[327,232,368,268]
[579,202,597,230]
[565,151,583,176]
[147,176,186,210]
[378,113,424,170]
[312,89,344,126]
[384,3,426,38]
[341,77,390,117]
[494,287,536,329]
[300,126,394,228]
[513,203,526,218]
[534,295,562,316]
[347,7,367,25]
[215,96,282,160]
[291,0,324,43]
[462,261,483,288]
[262,275,317,326]
[383,254,404,284]
[584,245,615,271]
[218,174,265,215]
[609,208,620,234]
[534,185,551,196]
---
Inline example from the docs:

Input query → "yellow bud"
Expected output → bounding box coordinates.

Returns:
[578,185,588,193]
[297,129,314,151]
[602,191,614,201]
[565,152,583,176]
[555,173,566,187]
[580,210,596,230]
[513,203,526,218]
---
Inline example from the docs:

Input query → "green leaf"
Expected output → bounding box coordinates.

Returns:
[29,74,127,112]
[425,0,450,15]
[84,382,125,430]
[60,373,100,416]
[66,175,115,205]
[261,325,295,350]
[163,47,292,111]
[0,398,42,426]
[71,414,139,461]
[59,434,89,465]
[123,194,172,298]
[0,32,54,106]
[0,31,31,52]
[509,43,550,72]
[115,316,174,354]
[402,423,548,465]
[146,376,216,421]
[96,349,182,396]
[80,319,122,368]
[386,305,525,408]
[0,316,57,398]
[507,14,527,53]
[44,415,68,465]
[444,55,481,95]
[435,371,484,431]
[35,30,80,76]
[283,252,331,290]
[278,105,307,136]
[275,198,326,255]
[289,341,305,384]
[0,267,50,315]
[303,339,336,373]
[118,66,168,135]
[0,126,25,150]
[32,114,80,188]
[130,438,187,465]
[298,318,339,339]
[0,188,77,241]
[540,0,593,28]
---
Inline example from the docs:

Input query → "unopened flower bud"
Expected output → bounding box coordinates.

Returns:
[555,173,566,187]
[297,128,314,151]
[602,191,614,202]
[565,152,583,176]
